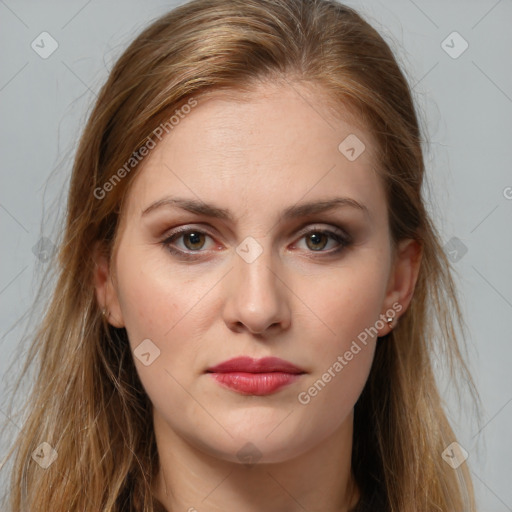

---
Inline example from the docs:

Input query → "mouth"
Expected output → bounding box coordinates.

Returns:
[206,356,306,396]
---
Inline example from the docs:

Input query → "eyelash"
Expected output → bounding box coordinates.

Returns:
[160,225,352,260]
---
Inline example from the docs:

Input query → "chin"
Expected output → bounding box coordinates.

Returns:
[188,421,322,466]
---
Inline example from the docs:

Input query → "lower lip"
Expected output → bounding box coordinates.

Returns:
[209,372,302,395]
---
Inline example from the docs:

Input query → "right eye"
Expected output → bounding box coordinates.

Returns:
[160,226,220,260]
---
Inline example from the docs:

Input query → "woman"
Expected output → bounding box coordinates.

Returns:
[2,0,479,510]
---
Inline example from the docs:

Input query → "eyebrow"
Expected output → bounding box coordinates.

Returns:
[141,196,369,221]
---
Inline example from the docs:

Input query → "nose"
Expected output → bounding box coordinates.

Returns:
[222,244,291,336]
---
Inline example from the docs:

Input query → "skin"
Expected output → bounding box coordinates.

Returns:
[94,81,421,512]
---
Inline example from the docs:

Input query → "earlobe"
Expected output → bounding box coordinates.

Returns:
[379,238,422,335]
[92,241,125,328]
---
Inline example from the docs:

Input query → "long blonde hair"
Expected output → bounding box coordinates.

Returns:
[2,0,480,510]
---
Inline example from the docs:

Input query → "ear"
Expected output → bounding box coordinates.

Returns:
[92,241,125,328]
[378,238,422,336]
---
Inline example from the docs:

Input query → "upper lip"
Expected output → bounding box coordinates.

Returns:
[206,356,305,374]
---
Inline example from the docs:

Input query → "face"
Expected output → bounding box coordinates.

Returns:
[95,81,419,464]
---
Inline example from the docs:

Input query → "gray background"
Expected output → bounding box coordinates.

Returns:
[0,0,511,510]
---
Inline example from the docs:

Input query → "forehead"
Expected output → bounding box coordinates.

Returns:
[119,81,384,224]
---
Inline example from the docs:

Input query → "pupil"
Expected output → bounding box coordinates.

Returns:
[308,232,326,251]
[186,232,203,249]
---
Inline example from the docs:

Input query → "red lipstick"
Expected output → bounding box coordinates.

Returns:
[206,356,305,396]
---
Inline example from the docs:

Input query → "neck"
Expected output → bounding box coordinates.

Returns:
[151,409,359,512]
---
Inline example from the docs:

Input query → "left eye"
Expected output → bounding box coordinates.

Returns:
[296,229,348,252]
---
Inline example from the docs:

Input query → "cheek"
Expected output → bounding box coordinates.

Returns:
[294,269,383,422]
[296,258,390,353]
[114,250,226,394]
[114,257,209,421]
[291,252,389,416]
[115,248,207,343]
[296,344,375,445]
